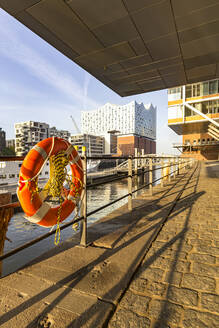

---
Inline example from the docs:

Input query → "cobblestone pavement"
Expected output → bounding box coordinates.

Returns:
[109,161,219,328]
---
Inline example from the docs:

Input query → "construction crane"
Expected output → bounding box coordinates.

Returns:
[70,115,81,134]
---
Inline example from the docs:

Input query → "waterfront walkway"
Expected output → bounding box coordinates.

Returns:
[0,161,218,327]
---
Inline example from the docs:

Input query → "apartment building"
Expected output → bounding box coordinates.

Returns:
[81,101,156,155]
[69,134,104,156]
[168,79,219,160]
[49,127,70,140]
[15,121,49,156]
[14,121,72,156]
[6,139,15,149]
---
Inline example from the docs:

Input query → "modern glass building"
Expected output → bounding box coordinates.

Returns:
[168,79,219,160]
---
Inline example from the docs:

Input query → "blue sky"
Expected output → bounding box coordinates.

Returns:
[0,9,181,154]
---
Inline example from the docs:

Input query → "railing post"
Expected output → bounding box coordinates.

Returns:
[178,158,182,174]
[161,158,164,188]
[149,158,153,195]
[128,156,133,211]
[141,149,145,183]
[80,146,87,247]
[168,158,171,182]
[134,148,138,176]
[173,158,176,178]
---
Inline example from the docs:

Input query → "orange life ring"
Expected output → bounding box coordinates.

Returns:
[17,137,84,227]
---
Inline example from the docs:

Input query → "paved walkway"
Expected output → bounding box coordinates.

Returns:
[0,161,218,327]
[109,161,219,328]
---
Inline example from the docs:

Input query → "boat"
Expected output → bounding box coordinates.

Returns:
[0,160,49,186]
[87,160,100,173]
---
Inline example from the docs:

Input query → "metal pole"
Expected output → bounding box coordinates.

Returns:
[141,149,144,184]
[178,158,181,175]
[149,158,153,195]
[168,159,171,182]
[128,156,133,211]
[134,148,138,176]
[173,158,176,178]
[80,146,87,247]
[161,158,164,188]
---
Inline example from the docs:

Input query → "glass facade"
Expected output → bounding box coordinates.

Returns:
[169,79,219,99]
[185,99,219,117]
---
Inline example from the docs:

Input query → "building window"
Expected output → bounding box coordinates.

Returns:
[203,82,209,95]
[209,80,218,94]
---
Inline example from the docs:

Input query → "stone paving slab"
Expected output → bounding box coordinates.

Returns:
[0,281,113,328]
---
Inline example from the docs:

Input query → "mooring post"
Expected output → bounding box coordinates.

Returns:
[161,158,164,188]
[149,157,153,195]
[80,146,87,247]
[128,156,133,211]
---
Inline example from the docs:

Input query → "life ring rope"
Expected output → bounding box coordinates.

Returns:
[17,137,84,245]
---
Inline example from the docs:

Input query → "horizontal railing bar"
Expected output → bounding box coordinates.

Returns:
[0,215,84,261]
[86,193,130,217]
[0,202,20,209]
[0,156,25,161]
[87,174,128,188]
[85,156,180,160]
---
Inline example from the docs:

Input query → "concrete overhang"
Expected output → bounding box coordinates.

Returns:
[169,117,219,135]
[1,0,219,96]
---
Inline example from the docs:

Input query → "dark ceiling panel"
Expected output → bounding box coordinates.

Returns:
[132,1,175,42]
[105,63,125,73]
[75,42,136,69]
[129,38,147,55]
[67,0,127,29]
[120,54,152,69]
[162,72,186,88]
[179,20,219,44]
[182,34,219,59]
[186,63,217,80]
[159,64,184,76]
[176,3,219,31]
[92,16,138,47]
[0,0,40,14]
[27,0,103,54]
[152,56,182,70]
[216,63,219,76]
[184,51,219,70]
[124,0,163,13]
[137,78,166,91]
[16,11,79,60]
[146,34,181,61]
[172,0,219,18]
[112,69,160,84]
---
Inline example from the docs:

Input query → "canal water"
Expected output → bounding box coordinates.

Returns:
[1,170,159,277]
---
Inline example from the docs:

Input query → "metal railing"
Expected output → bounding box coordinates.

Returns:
[0,153,195,262]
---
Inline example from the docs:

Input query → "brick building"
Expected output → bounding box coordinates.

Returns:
[117,135,156,156]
